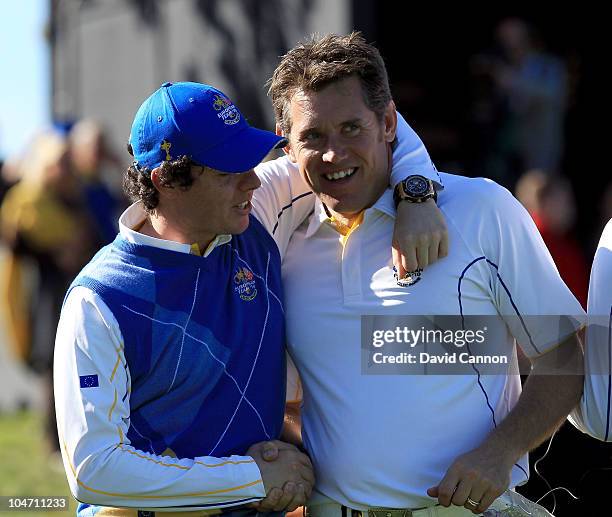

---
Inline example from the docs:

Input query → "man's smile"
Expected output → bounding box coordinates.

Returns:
[323,167,357,182]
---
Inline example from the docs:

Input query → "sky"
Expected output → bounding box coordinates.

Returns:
[0,0,50,160]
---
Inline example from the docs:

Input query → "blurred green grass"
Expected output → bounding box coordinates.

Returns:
[0,411,75,515]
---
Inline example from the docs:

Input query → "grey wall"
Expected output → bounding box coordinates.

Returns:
[51,0,350,164]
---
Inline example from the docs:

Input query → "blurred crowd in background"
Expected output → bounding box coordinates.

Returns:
[0,119,126,452]
[469,16,602,309]
[0,12,609,515]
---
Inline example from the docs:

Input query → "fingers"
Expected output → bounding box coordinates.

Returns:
[255,487,284,511]
[276,480,310,513]
[472,479,505,513]
[302,479,313,500]
[249,439,299,463]
[451,481,488,514]
[272,481,297,511]
[296,454,315,486]
[416,245,429,270]
[268,439,299,452]
[439,232,449,259]
[474,490,498,514]
[464,484,487,514]
[428,242,439,267]
[393,231,446,272]
[393,198,449,270]
[261,441,280,462]
[430,472,503,514]
[392,243,418,276]
[392,247,406,280]
[402,246,419,273]
[434,472,460,507]
[252,442,314,511]
[256,481,310,512]
[285,482,308,513]
[450,478,472,507]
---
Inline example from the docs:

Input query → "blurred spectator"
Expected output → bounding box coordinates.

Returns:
[0,159,7,202]
[0,154,23,203]
[516,169,589,307]
[0,131,98,452]
[69,119,124,244]
[469,17,568,189]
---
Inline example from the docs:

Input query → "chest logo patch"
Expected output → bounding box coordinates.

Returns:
[234,266,258,301]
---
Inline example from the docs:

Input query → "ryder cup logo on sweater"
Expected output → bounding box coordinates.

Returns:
[234,266,257,301]
[213,94,241,126]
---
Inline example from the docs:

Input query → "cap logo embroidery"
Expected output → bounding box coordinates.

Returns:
[160,140,172,161]
[213,94,231,111]
[213,94,241,126]
[234,266,257,301]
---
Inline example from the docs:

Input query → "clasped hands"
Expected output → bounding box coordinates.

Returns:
[247,440,314,512]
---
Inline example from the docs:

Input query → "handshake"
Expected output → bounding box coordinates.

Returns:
[247,440,315,512]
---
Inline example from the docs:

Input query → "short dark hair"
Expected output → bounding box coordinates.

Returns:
[124,143,196,212]
[268,31,392,134]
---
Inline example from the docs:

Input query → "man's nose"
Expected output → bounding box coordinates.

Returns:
[322,137,348,164]
[239,169,261,190]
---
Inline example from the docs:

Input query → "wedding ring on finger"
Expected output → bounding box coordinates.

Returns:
[466,497,480,509]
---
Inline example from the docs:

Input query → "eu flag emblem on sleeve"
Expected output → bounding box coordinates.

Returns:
[80,374,99,388]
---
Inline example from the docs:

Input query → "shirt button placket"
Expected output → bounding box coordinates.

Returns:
[341,226,363,304]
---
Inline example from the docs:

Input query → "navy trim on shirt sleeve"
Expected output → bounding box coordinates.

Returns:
[271,192,314,236]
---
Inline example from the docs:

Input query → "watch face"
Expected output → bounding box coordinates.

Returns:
[405,176,429,196]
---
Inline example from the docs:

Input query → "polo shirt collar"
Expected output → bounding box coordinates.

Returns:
[371,187,396,219]
[304,187,396,238]
[118,202,232,256]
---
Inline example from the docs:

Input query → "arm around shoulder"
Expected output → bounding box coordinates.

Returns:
[252,156,315,258]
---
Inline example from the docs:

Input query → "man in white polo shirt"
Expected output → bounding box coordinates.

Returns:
[569,218,612,440]
[270,33,584,516]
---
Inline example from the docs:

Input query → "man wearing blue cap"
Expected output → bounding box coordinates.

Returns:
[54,80,444,516]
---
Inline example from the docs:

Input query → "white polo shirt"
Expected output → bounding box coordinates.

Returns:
[570,218,612,440]
[282,172,584,510]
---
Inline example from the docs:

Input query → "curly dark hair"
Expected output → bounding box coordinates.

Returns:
[124,143,197,212]
[267,31,392,135]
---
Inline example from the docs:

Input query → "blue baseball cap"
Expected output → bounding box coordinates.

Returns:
[129,82,286,173]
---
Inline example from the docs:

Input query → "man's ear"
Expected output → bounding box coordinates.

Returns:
[276,123,297,162]
[150,167,163,191]
[383,100,398,143]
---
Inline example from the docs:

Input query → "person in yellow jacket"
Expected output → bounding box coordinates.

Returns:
[0,131,96,450]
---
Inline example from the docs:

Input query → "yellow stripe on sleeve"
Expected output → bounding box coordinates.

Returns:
[61,438,262,499]
[108,389,118,421]
[110,355,122,382]
[116,445,256,469]
[110,341,125,383]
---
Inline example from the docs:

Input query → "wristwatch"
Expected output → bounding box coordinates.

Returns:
[393,175,437,207]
